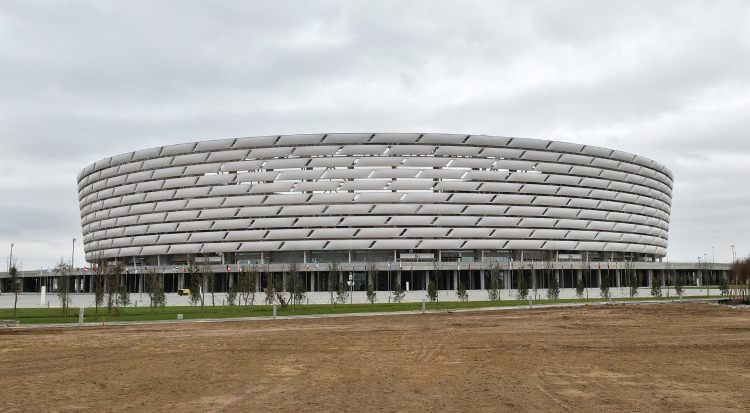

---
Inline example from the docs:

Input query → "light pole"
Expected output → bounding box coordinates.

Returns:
[697,256,702,288]
[731,244,736,262]
[8,242,13,272]
[387,261,391,299]
[71,238,76,268]
[347,274,353,304]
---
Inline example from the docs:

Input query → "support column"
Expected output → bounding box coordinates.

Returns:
[480,269,485,290]
[597,269,602,288]
[453,270,458,291]
[424,271,429,291]
[505,270,511,290]
[310,272,315,292]
[178,273,184,289]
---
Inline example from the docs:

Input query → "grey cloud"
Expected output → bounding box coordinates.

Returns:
[1,0,749,267]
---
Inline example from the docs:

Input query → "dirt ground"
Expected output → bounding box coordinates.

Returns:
[2,303,749,412]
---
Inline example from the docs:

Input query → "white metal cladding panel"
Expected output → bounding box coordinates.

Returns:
[492,228,534,238]
[356,228,403,238]
[277,134,323,146]
[388,216,435,226]
[237,241,281,252]
[372,240,420,250]
[295,216,341,227]
[225,230,266,241]
[371,168,420,179]
[324,240,373,250]
[506,240,545,250]
[278,205,326,216]
[420,204,465,215]
[294,181,341,192]
[542,241,578,250]
[265,229,310,240]
[356,192,402,203]
[339,180,389,191]
[388,180,434,190]
[281,240,327,251]
[211,184,251,197]
[310,228,357,239]
[402,157,451,167]
[212,220,252,230]
[321,168,370,180]
[419,169,465,179]
[388,145,435,156]
[250,217,295,228]
[401,192,450,203]
[404,228,450,238]
[356,157,405,167]
[327,204,372,215]
[202,242,241,253]
[371,204,420,215]
[177,221,213,232]
[340,216,389,226]
[418,239,464,249]
[449,228,494,238]
[226,196,267,207]
[79,134,672,258]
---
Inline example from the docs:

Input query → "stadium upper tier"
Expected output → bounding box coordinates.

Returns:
[77,133,672,262]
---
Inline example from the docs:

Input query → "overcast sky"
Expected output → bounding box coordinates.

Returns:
[1,1,749,269]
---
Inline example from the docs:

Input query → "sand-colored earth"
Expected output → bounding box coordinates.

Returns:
[2,303,749,412]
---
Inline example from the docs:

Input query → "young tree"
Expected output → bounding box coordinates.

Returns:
[106,262,124,313]
[328,261,339,304]
[547,269,560,301]
[226,282,238,306]
[628,262,640,298]
[117,284,131,309]
[456,280,468,302]
[366,262,377,305]
[719,272,730,296]
[54,259,72,318]
[335,266,349,304]
[516,269,528,300]
[391,275,405,303]
[8,261,20,320]
[288,263,305,308]
[427,276,438,302]
[186,260,205,315]
[543,258,559,301]
[207,270,216,307]
[673,267,684,299]
[600,267,611,299]
[650,268,663,298]
[237,265,257,308]
[264,267,276,305]
[145,266,166,310]
[93,261,106,317]
[583,259,592,300]
[487,262,502,302]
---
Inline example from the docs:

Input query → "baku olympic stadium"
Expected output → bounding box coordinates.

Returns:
[59,132,699,295]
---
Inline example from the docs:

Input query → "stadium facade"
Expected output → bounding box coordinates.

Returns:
[65,133,681,293]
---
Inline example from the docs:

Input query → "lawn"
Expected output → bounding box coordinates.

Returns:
[0,293,718,325]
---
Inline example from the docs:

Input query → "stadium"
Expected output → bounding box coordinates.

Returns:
[65,132,698,296]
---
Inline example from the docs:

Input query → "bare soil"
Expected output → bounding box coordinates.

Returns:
[2,303,749,412]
